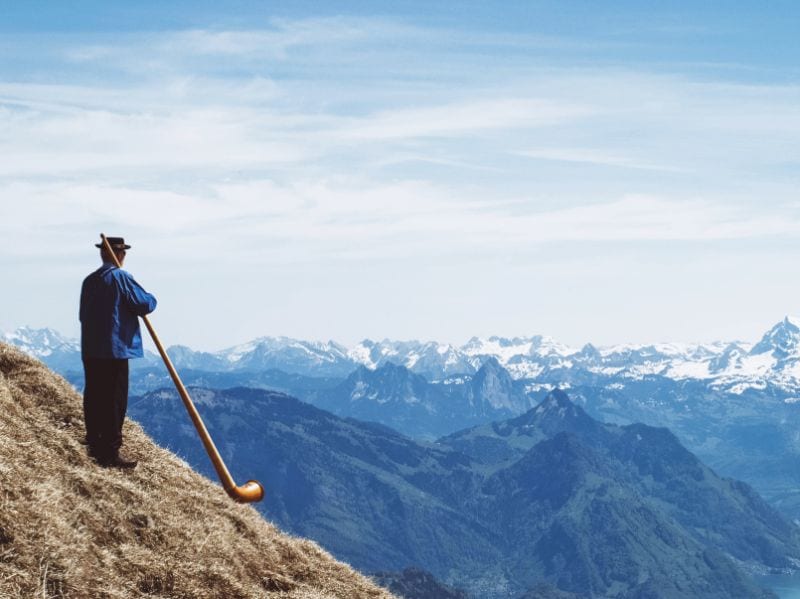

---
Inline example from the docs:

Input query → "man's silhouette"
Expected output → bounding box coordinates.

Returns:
[79,237,157,468]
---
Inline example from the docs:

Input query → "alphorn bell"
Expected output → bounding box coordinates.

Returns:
[100,234,264,503]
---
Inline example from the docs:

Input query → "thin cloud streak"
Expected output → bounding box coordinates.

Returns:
[0,16,798,187]
[517,148,689,173]
[62,18,621,68]
[2,179,798,266]
[1,72,798,179]
[340,98,594,140]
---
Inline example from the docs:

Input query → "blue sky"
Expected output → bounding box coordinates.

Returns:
[0,1,798,349]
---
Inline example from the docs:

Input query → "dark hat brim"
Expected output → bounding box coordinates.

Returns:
[95,243,131,249]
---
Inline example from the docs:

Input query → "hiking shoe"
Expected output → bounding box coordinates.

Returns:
[97,454,138,469]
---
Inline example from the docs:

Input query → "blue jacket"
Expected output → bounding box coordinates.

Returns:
[80,264,157,359]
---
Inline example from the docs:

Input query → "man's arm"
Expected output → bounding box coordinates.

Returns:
[116,271,158,316]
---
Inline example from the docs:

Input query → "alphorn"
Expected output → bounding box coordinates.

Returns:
[100,233,264,503]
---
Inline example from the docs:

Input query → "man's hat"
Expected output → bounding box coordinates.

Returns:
[95,237,131,250]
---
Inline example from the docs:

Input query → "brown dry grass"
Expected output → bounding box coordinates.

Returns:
[0,343,396,599]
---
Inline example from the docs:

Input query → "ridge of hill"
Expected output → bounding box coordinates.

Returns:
[0,342,394,599]
[371,568,469,599]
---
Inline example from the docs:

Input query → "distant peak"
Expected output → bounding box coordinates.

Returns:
[479,356,502,369]
[530,389,594,425]
[750,316,800,357]
[784,315,800,329]
[168,344,192,351]
[10,325,63,336]
[473,357,514,387]
[543,388,572,406]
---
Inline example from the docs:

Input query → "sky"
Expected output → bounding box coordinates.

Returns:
[0,1,799,351]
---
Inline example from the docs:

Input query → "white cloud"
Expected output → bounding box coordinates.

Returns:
[2,176,797,267]
[2,15,799,346]
[512,195,800,242]
[0,16,797,191]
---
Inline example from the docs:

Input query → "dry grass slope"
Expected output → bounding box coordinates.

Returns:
[0,343,396,599]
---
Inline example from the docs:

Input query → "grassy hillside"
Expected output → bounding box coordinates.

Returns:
[0,343,394,599]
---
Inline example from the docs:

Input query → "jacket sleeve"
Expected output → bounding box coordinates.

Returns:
[79,278,88,323]
[116,270,158,317]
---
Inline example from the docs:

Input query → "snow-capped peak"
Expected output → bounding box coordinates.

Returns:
[785,315,800,328]
[750,316,800,358]
[1,326,79,358]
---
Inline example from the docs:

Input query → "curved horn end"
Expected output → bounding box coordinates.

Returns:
[227,480,265,503]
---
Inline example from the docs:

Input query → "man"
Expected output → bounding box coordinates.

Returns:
[79,236,157,468]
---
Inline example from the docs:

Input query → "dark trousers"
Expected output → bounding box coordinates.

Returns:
[82,358,129,459]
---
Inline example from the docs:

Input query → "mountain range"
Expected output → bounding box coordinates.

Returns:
[9,318,800,521]
[7,316,800,394]
[306,358,534,439]
[128,386,794,598]
[7,323,800,596]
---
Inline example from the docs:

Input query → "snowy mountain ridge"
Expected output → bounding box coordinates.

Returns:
[5,316,800,393]
[1,325,80,358]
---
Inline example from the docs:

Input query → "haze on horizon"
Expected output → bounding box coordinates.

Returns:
[0,1,798,352]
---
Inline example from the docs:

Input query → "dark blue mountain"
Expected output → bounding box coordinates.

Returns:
[443,393,800,578]
[560,378,800,520]
[129,386,499,588]
[130,387,794,598]
[477,432,773,598]
[440,389,605,466]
